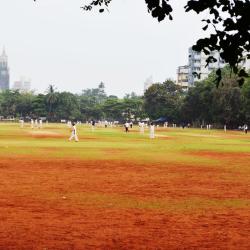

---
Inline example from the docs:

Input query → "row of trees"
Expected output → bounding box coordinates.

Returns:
[181,69,250,127]
[144,67,250,128]
[0,68,250,127]
[0,82,145,122]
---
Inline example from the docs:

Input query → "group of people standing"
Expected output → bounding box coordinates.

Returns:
[19,118,44,129]
[31,119,43,129]
[124,121,155,139]
[67,120,250,143]
[68,120,156,142]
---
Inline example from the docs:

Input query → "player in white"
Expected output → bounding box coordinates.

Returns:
[20,119,24,128]
[124,121,130,133]
[244,124,248,134]
[31,119,34,129]
[39,119,43,129]
[139,122,145,134]
[149,122,155,139]
[69,122,79,142]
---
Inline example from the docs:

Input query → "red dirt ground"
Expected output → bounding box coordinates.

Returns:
[0,157,249,249]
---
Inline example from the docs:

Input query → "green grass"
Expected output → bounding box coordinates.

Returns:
[0,122,250,212]
[0,122,249,161]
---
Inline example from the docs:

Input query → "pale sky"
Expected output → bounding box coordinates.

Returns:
[0,0,206,97]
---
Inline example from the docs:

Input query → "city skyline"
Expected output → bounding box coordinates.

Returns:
[1,0,207,96]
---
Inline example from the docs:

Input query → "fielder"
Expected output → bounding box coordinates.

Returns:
[31,119,34,129]
[39,119,43,129]
[69,122,79,142]
[149,122,155,139]
[20,119,24,128]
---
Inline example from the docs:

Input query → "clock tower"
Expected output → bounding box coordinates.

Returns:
[0,48,10,90]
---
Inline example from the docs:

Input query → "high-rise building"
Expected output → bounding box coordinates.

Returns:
[0,48,10,90]
[13,77,31,92]
[187,48,250,87]
[177,47,250,89]
[188,48,226,86]
[176,65,189,90]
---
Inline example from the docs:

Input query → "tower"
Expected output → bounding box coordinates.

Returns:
[0,48,10,90]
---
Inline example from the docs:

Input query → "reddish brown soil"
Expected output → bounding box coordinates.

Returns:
[0,158,249,249]
[188,150,250,160]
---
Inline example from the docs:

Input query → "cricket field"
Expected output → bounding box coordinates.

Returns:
[0,123,249,249]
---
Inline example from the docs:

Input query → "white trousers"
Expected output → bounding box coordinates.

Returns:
[69,132,79,141]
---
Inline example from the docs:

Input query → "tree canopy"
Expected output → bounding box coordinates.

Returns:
[1,69,250,127]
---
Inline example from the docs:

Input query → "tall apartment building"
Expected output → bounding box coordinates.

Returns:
[0,48,10,90]
[188,48,226,86]
[176,65,189,90]
[177,47,250,88]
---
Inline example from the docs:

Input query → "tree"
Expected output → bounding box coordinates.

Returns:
[16,92,34,118]
[208,67,244,126]
[81,0,250,83]
[102,96,124,121]
[240,75,250,123]
[123,93,146,121]
[181,66,246,127]
[144,80,183,121]
[56,92,81,120]
[212,78,243,126]
[0,90,20,117]
[46,85,58,121]
[31,94,47,118]
[181,81,214,125]
[97,82,107,103]
[79,83,107,120]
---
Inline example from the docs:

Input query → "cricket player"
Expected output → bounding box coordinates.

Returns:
[124,121,129,133]
[20,119,24,128]
[91,120,96,132]
[139,122,145,134]
[149,122,155,139]
[31,119,34,129]
[39,119,43,129]
[69,122,79,142]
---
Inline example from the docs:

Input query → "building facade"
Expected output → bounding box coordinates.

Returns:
[13,77,31,92]
[0,48,10,90]
[176,65,189,90]
[188,48,226,86]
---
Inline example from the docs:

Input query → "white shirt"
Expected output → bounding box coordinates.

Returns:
[72,125,77,134]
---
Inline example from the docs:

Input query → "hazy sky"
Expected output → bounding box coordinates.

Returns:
[0,0,206,97]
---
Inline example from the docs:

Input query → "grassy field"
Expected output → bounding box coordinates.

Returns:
[0,122,249,249]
